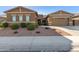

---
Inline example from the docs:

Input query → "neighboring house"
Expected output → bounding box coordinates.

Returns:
[0,16,6,23]
[4,6,38,24]
[72,15,79,26]
[47,10,73,26]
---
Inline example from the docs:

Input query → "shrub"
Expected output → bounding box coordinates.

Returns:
[11,23,19,30]
[20,23,27,28]
[14,31,18,34]
[0,24,4,28]
[27,23,36,30]
[26,23,31,27]
[33,23,38,28]
[3,22,8,28]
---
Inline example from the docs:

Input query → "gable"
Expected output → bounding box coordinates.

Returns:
[4,6,37,13]
[50,10,72,15]
[5,7,20,12]
[49,14,72,18]
[47,10,73,18]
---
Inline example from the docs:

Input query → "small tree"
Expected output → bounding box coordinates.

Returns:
[3,22,8,28]
[33,23,38,28]
[20,23,27,28]
[26,23,31,27]
[0,22,3,28]
[11,23,19,30]
[27,23,36,30]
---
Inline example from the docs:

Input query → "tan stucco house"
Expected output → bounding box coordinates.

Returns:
[4,6,38,24]
[72,15,79,26]
[0,16,6,22]
[47,10,73,26]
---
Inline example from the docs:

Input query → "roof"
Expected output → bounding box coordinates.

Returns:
[72,13,79,18]
[49,14,73,18]
[49,10,73,15]
[37,15,43,19]
[0,16,6,21]
[4,6,37,13]
[47,10,73,18]
[0,16,6,19]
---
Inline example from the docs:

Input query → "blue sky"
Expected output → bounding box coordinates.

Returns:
[0,6,79,15]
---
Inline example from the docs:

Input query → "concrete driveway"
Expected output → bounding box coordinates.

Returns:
[47,26,79,51]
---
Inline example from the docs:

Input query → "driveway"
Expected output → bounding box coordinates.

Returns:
[47,26,79,36]
[45,26,79,51]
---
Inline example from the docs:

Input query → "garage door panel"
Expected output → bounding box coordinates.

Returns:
[75,20,79,26]
[52,18,68,26]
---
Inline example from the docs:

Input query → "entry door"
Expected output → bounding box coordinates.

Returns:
[37,19,42,25]
[42,20,48,25]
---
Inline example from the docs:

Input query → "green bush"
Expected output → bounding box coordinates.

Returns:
[27,23,36,30]
[20,23,27,28]
[0,24,4,28]
[11,23,19,30]
[33,23,38,28]
[3,22,8,28]
[26,23,31,27]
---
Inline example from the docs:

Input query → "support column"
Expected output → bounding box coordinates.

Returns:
[67,18,69,26]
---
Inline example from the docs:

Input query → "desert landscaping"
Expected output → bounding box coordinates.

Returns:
[0,22,71,36]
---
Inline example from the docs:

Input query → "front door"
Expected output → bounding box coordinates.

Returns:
[37,19,42,25]
[37,19,48,25]
[42,20,48,25]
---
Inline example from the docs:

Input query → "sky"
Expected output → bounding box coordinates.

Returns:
[1,6,79,16]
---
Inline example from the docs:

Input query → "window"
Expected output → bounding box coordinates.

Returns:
[12,14,16,22]
[19,15,23,22]
[26,16,30,22]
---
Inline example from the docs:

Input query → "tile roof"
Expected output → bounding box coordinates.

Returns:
[4,6,37,13]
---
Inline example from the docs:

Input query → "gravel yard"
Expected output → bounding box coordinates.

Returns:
[0,27,71,36]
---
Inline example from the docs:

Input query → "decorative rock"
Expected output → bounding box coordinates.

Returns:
[36,31,40,34]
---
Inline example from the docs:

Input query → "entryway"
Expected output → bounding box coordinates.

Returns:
[72,20,79,26]
[37,19,48,25]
